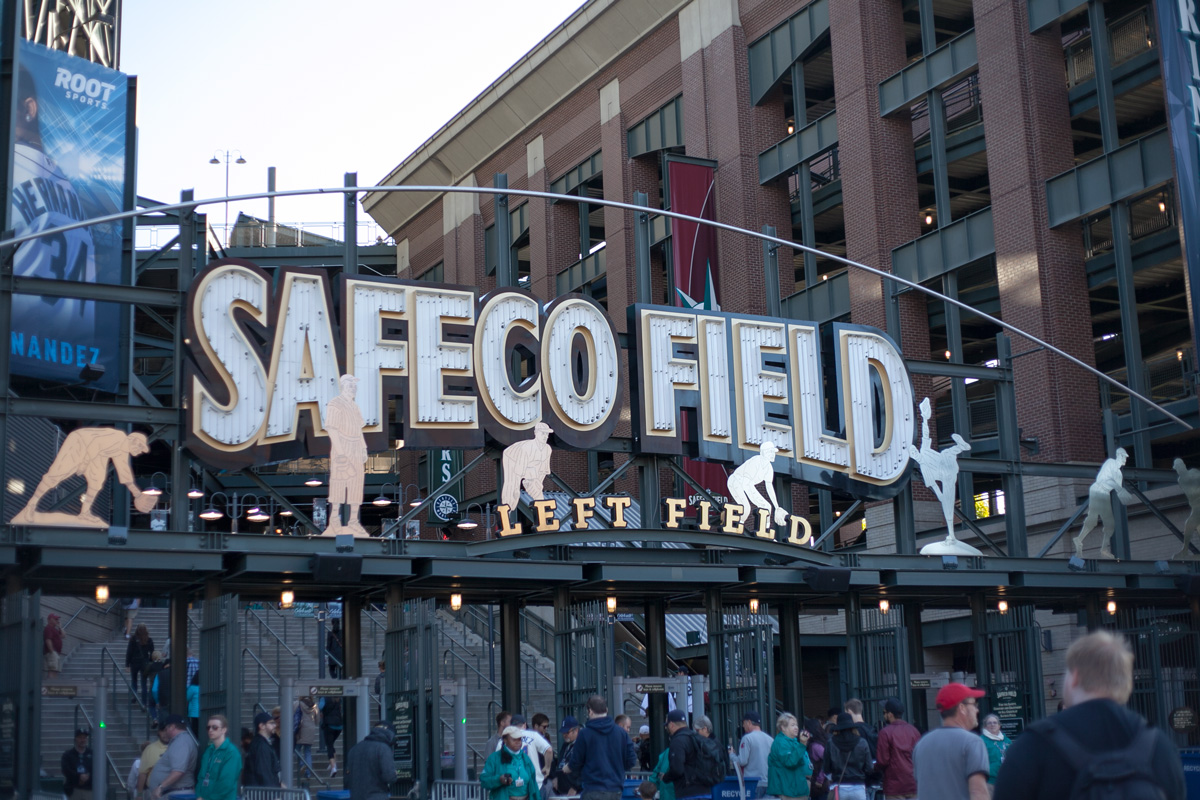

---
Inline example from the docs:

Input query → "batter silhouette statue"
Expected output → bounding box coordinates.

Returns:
[324,374,369,537]
[727,441,789,526]
[1072,448,1133,560]
[1171,458,1200,560]
[909,397,979,556]
[12,428,154,528]
[500,422,553,508]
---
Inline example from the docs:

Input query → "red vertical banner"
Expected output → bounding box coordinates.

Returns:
[666,157,730,513]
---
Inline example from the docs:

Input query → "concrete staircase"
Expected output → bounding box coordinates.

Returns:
[36,598,565,792]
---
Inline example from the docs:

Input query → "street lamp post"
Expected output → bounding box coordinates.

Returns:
[209,149,246,245]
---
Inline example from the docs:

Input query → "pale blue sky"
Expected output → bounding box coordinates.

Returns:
[121,0,583,237]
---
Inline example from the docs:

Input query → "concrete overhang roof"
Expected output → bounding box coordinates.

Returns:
[362,0,686,236]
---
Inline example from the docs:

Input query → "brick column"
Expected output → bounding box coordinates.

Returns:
[974,0,1102,467]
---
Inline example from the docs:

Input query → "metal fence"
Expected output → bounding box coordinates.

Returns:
[240,788,312,800]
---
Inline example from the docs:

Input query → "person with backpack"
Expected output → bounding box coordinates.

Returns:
[826,714,871,800]
[993,631,1184,800]
[662,709,721,800]
[912,685,988,800]
[692,716,730,784]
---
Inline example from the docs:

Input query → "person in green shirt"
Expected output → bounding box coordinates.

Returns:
[766,713,812,800]
[196,715,242,800]
[651,746,676,800]
[481,726,540,800]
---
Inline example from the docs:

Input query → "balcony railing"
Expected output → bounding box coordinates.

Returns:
[911,73,982,141]
[1065,6,1154,87]
[1101,347,1196,414]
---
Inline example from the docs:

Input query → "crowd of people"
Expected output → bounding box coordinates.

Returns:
[54,630,1188,800]
[479,631,1187,800]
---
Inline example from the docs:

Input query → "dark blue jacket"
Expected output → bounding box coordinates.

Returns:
[565,715,636,792]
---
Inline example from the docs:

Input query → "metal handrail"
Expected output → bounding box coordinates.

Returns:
[246,609,305,660]
[443,647,501,694]
[99,646,153,741]
[438,714,487,774]
[244,648,282,689]
[455,606,555,686]
[73,704,125,792]
[61,599,119,632]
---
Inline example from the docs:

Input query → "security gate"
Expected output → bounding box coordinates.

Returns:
[976,604,1043,738]
[847,599,909,729]
[708,603,774,747]
[1109,607,1200,745]
[555,600,613,725]
[0,588,40,799]
[385,598,439,799]
[199,592,240,731]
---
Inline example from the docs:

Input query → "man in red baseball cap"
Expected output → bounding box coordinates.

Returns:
[912,683,989,800]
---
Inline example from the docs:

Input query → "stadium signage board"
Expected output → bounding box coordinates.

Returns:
[184,261,913,500]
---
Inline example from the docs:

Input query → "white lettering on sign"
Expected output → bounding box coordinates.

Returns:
[542,297,619,431]
[411,287,476,428]
[190,264,270,451]
[345,280,408,429]
[53,67,117,102]
[633,307,915,497]
[263,273,341,442]
[474,291,540,429]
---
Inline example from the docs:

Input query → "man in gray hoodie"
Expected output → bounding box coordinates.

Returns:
[347,722,397,800]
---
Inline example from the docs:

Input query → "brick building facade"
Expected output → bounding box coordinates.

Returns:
[364,0,1200,728]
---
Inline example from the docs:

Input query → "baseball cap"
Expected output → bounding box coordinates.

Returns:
[48,614,60,621]
[560,715,580,734]
[935,682,985,711]
[742,711,762,725]
[162,714,189,729]
[501,725,524,739]
[639,725,650,735]
[666,709,687,724]
[510,714,527,726]
[882,698,905,717]
[254,712,273,728]
[676,664,690,674]
[74,727,89,737]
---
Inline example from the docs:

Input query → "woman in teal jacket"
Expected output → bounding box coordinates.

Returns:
[766,713,813,800]
[981,714,1012,785]
[651,747,676,800]
[481,727,540,800]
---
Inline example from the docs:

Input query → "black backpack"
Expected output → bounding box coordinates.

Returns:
[1043,717,1167,800]
[695,733,727,787]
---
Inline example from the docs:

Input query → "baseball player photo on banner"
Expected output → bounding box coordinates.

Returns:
[9,40,127,392]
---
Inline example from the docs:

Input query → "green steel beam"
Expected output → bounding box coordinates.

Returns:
[915,122,985,174]
[879,30,977,117]
[1045,130,1173,227]
[9,275,182,307]
[891,207,995,285]
[781,270,849,323]
[1028,0,1087,32]
[628,97,684,158]
[747,0,830,105]
[557,247,606,294]
[1,397,178,426]
[550,151,603,197]
[1067,49,1159,117]
[758,110,838,184]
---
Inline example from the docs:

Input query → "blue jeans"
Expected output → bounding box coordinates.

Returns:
[298,744,315,778]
